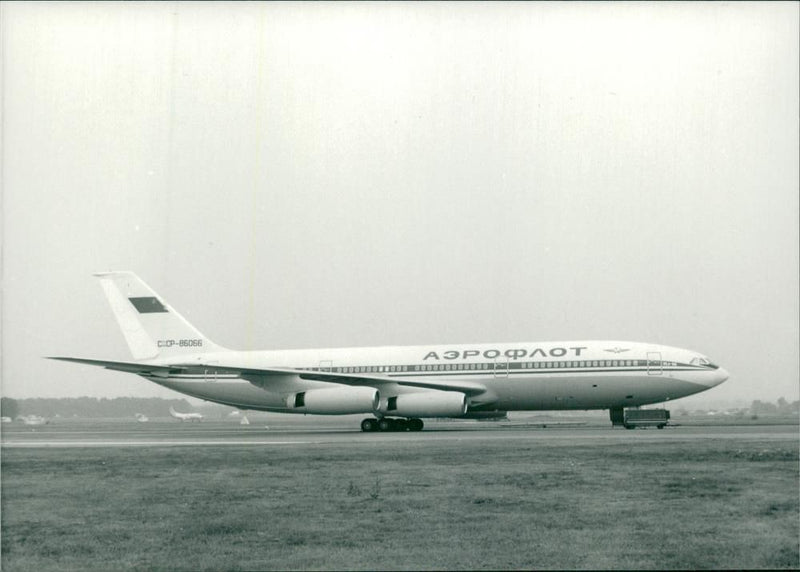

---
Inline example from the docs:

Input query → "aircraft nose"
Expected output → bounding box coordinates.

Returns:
[709,367,729,387]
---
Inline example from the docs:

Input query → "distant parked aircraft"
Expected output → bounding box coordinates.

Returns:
[135,413,149,423]
[18,415,47,426]
[51,272,729,432]
[169,406,203,422]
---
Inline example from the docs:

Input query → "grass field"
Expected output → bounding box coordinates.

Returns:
[2,434,798,570]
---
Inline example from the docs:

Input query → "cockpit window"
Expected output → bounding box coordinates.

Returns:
[691,357,719,369]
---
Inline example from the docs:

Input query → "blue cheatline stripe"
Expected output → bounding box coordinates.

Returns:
[397,368,701,378]
[147,366,703,382]
[145,375,240,380]
[304,361,703,374]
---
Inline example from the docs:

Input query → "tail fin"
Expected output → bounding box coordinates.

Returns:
[94,271,225,360]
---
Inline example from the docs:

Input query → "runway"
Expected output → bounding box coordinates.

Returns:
[3,419,798,571]
[2,420,796,448]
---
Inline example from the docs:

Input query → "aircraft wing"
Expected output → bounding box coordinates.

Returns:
[276,369,488,397]
[48,357,489,397]
[177,363,489,397]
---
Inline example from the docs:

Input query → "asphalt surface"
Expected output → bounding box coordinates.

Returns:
[2,420,796,448]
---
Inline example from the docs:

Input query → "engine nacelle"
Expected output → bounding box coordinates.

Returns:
[382,391,468,418]
[286,386,380,415]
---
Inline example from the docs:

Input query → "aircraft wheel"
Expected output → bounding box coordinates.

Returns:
[408,418,424,431]
[378,418,394,432]
[361,418,378,432]
[394,419,409,432]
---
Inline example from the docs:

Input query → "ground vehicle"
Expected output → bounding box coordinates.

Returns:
[623,408,670,429]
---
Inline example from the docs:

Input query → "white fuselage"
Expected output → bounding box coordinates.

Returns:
[144,340,728,415]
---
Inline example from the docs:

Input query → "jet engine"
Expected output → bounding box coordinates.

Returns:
[286,386,380,415]
[383,391,468,418]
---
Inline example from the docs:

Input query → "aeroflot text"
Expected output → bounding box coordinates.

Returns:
[422,347,588,361]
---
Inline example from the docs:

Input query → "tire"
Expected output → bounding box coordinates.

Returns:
[361,418,378,432]
[408,418,424,431]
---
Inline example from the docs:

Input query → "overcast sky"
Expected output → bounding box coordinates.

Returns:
[2,2,798,406]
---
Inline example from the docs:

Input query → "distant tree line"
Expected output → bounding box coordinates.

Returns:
[1,396,196,419]
[750,397,799,416]
[1,397,19,418]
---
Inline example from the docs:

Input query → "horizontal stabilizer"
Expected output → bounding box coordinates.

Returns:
[47,356,186,375]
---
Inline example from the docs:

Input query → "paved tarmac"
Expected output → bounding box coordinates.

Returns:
[2,420,796,448]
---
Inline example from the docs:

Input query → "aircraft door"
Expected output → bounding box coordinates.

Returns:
[319,360,333,373]
[494,357,509,378]
[204,361,219,382]
[647,352,662,376]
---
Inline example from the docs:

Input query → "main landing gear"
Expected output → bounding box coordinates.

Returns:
[360,417,424,432]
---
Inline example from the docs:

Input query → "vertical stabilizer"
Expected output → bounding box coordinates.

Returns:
[94,271,225,360]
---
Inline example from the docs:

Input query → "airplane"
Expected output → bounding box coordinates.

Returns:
[18,415,47,426]
[169,406,203,422]
[134,413,149,423]
[50,272,729,432]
